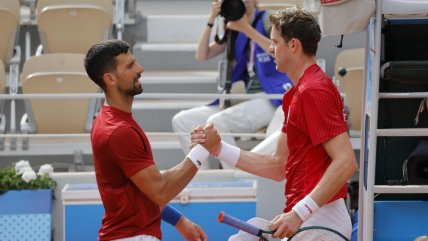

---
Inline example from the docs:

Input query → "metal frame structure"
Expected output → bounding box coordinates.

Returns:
[358,1,428,240]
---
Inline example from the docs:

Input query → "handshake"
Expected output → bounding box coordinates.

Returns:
[187,124,241,169]
[189,124,221,156]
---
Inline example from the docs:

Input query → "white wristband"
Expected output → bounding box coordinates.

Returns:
[292,195,320,222]
[186,144,209,169]
[217,141,240,167]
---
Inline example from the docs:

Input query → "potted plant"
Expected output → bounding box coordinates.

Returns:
[0,160,56,241]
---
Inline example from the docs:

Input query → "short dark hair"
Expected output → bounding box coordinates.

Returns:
[84,39,130,90]
[269,7,321,56]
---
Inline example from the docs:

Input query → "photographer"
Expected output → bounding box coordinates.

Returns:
[172,0,293,169]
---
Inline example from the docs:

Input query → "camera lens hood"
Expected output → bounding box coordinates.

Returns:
[220,0,246,22]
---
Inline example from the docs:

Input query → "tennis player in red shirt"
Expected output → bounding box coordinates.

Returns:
[85,40,216,241]
[191,7,358,240]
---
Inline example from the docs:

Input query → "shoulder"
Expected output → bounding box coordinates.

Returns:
[107,125,151,153]
[300,65,333,91]
[110,124,142,143]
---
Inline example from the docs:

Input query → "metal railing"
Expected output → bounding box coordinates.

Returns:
[0,92,284,100]
[0,92,282,154]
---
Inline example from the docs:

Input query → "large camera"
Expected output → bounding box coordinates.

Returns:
[403,141,428,185]
[220,0,246,22]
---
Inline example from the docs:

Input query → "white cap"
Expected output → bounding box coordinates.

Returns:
[414,236,428,241]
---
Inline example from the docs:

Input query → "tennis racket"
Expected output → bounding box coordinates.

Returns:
[287,226,349,241]
[218,211,350,241]
[218,211,274,241]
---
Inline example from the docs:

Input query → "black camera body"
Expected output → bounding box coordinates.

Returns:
[220,0,246,22]
[403,141,428,185]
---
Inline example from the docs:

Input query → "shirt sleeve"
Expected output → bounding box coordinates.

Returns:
[109,126,155,178]
[299,88,347,146]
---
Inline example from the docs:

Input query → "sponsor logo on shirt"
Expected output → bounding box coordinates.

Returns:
[342,108,347,122]
[283,83,293,91]
[256,52,271,63]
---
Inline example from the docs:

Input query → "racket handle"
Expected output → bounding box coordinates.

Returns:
[218,211,261,237]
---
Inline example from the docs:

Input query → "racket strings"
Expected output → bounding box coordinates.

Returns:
[288,227,349,241]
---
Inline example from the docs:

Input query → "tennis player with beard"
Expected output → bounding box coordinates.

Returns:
[85,39,216,241]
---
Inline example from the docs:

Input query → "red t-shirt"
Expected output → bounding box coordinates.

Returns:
[281,64,348,212]
[91,105,161,240]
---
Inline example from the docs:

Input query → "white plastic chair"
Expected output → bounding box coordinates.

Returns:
[20,53,100,135]
[0,0,20,65]
[334,48,365,135]
[36,0,113,54]
[0,0,20,149]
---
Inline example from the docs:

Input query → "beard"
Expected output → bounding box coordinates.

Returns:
[131,80,143,96]
[119,76,143,96]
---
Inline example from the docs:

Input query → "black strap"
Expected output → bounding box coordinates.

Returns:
[227,30,238,61]
[216,11,264,57]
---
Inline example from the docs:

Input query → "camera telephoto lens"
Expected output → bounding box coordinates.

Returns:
[220,0,246,22]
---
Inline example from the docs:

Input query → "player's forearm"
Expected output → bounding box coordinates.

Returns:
[242,26,271,53]
[310,149,358,207]
[292,152,357,222]
[218,132,288,181]
[237,150,286,181]
[155,143,211,206]
[155,160,198,206]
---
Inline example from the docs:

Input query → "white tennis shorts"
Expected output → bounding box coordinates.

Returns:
[282,198,352,241]
[113,234,160,241]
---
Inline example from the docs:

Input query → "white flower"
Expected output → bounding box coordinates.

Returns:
[15,160,32,174]
[18,166,33,175]
[21,169,37,183]
[38,164,54,177]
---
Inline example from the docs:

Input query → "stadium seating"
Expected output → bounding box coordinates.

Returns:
[20,53,100,134]
[334,48,365,134]
[258,0,301,10]
[14,0,112,150]
[0,0,21,150]
[0,60,5,149]
[0,0,20,65]
[35,0,113,54]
